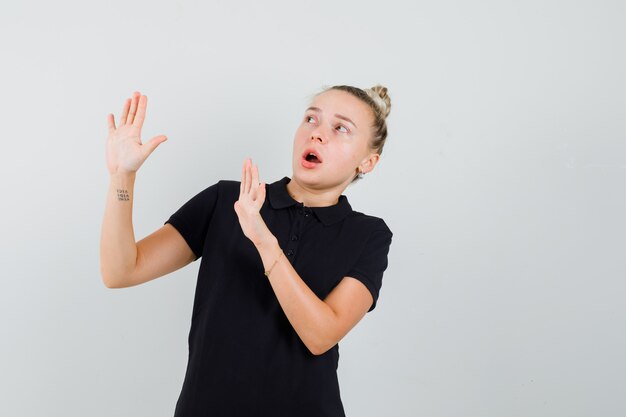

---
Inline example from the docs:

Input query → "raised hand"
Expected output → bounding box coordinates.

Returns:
[105,91,168,175]
[233,158,273,247]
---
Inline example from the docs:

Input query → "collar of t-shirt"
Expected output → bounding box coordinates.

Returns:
[266,176,353,226]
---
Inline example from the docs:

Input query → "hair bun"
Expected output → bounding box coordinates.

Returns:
[366,85,391,119]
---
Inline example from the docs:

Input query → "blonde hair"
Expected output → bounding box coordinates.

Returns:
[313,84,392,183]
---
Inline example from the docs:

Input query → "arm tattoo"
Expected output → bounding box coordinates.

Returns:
[116,188,130,201]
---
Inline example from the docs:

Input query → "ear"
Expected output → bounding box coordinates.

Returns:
[359,152,380,174]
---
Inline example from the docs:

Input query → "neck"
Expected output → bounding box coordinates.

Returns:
[286,177,344,207]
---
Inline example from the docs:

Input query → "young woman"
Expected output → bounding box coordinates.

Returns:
[100,85,393,417]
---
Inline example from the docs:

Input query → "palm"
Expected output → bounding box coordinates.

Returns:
[234,158,270,246]
[106,125,143,174]
[105,91,167,175]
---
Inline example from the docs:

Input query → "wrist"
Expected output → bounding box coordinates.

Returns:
[110,170,136,182]
[254,233,278,250]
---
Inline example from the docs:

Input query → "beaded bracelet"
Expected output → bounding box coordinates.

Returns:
[264,250,284,277]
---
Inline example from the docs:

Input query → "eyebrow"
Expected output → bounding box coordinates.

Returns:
[305,106,358,129]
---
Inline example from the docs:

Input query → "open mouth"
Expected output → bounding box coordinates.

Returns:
[304,153,321,163]
[302,149,323,164]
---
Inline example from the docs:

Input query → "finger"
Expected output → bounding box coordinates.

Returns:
[107,113,116,132]
[249,164,258,200]
[258,181,266,204]
[244,159,252,194]
[251,163,260,199]
[133,94,147,129]
[142,134,168,158]
[127,91,140,125]
[239,159,246,196]
[251,163,259,186]
[120,98,130,125]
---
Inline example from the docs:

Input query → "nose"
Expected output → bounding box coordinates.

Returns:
[309,119,332,143]
[310,128,327,144]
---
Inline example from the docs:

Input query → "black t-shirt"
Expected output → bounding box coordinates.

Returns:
[164,176,393,417]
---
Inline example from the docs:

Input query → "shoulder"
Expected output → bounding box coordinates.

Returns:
[180,179,239,205]
[211,179,240,198]
[217,179,240,186]
[345,209,393,237]
[216,179,240,189]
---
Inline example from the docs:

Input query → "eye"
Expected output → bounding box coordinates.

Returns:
[336,125,348,133]
[305,115,315,123]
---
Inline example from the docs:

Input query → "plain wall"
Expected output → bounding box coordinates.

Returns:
[0,0,624,416]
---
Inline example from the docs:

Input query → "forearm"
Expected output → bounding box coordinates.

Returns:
[255,236,337,355]
[100,172,138,287]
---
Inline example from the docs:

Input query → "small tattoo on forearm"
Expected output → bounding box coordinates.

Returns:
[116,188,130,201]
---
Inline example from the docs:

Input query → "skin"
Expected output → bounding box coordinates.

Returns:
[234,89,383,355]
[105,89,384,354]
[106,91,168,175]
[288,88,381,207]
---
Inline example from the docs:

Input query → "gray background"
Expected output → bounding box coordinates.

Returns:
[1,0,624,416]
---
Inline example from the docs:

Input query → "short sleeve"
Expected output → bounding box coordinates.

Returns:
[345,224,393,312]
[163,181,219,261]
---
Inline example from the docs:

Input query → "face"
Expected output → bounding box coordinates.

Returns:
[291,89,379,190]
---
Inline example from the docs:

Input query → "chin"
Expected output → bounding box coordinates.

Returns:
[291,169,324,188]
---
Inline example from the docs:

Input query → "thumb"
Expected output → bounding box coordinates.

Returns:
[107,113,116,132]
[143,134,168,157]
